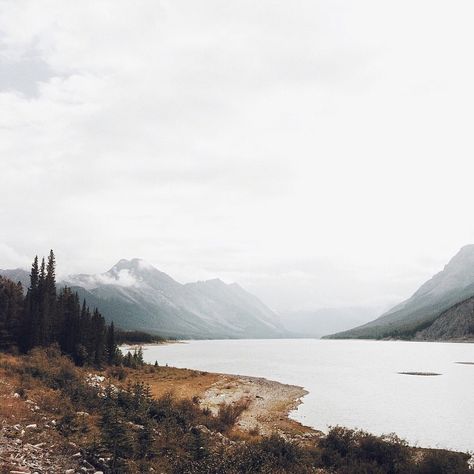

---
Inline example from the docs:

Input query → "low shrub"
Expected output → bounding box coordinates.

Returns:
[208,398,250,433]
[319,427,412,473]
[417,449,471,474]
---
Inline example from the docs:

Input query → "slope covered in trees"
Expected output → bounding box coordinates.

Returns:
[0,251,120,366]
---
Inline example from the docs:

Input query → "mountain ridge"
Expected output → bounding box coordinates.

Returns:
[0,258,286,340]
[326,245,474,340]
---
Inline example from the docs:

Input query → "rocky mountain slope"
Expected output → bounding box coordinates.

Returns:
[415,295,474,341]
[61,258,286,339]
[326,245,474,340]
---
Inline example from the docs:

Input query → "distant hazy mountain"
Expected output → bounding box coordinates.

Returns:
[61,258,286,339]
[280,307,379,338]
[327,245,474,340]
[0,268,29,290]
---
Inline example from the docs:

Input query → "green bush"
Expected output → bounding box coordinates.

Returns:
[208,399,250,433]
[417,449,471,474]
[319,427,413,473]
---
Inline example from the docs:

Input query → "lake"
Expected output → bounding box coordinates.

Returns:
[133,339,474,452]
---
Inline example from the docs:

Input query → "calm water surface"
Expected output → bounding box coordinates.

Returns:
[134,339,473,452]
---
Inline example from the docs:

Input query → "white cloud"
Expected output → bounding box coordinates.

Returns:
[65,268,139,289]
[1,0,474,311]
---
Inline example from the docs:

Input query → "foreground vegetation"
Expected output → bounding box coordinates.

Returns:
[0,348,471,474]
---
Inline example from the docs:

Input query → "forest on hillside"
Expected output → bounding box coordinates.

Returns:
[0,251,146,367]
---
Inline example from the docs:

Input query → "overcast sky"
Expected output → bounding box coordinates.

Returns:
[1,1,474,313]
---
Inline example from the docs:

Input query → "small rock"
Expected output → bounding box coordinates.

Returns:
[25,423,37,429]
[72,451,82,458]
[82,460,94,469]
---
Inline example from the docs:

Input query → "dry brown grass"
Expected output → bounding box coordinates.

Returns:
[121,365,221,400]
[0,394,32,422]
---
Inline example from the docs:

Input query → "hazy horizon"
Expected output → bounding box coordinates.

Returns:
[2,1,474,313]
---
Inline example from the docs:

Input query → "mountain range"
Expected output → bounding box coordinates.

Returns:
[327,245,474,340]
[1,258,286,339]
[3,246,474,341]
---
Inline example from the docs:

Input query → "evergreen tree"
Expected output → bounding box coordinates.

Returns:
[80,300,93,364]
[22,256,40,351]
[45,249,57,341]
[0,277,24,350]
[106,321,117,365]
[91,308,106,367]
[58,287,81,360]
[100,386,133,472]
[38,257,49,346]
[3,251,128,370]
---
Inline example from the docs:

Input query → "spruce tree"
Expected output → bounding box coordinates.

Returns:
[23,256,40,351]
[91,308,106,367]
[38,257,48,345]
[106,321,117,365]
[0,277,24,350]
[45,250,57,342]
[59,287,81,360]
[6,251,120,367]
[100,386,133,471]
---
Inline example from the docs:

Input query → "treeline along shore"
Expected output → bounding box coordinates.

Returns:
[0,252,472,473]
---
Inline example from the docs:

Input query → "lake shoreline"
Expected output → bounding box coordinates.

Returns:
[134,339,474,452]
[130,362,474,455]
[200,373,320,439]
[126,361,320,440]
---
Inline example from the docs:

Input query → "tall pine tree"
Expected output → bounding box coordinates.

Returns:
[0,277,23,350]
[106,321,117,365]
[23,256,40,351]
[4,251,119,368]
[45,250,57,342]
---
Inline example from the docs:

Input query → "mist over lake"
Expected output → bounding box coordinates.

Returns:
[137,339,474,453]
